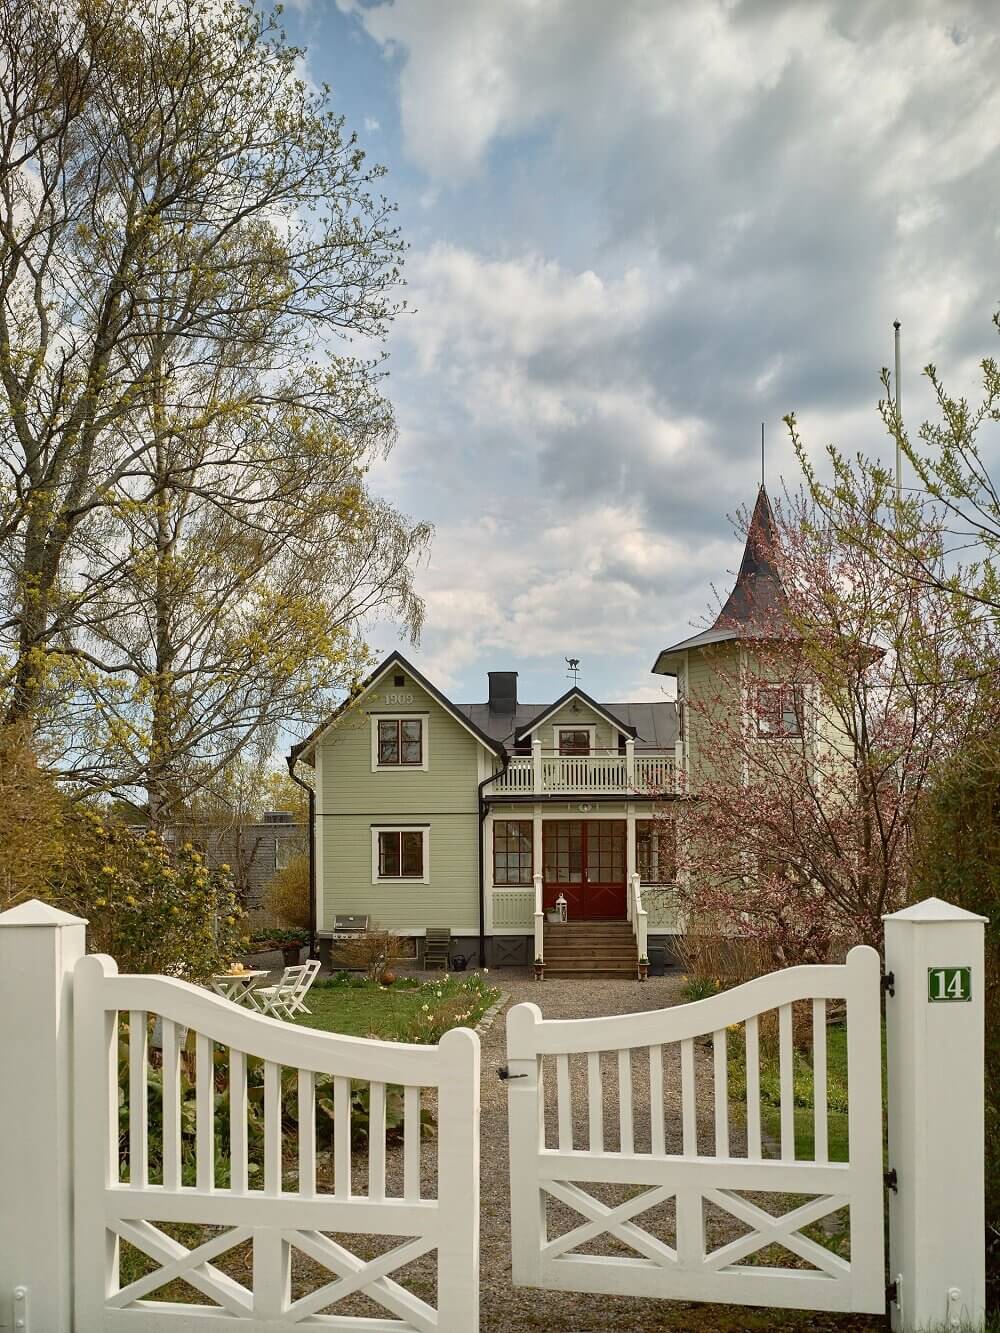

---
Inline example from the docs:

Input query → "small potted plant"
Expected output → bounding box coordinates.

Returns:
[533,956,545,981]
[637,955,649,982]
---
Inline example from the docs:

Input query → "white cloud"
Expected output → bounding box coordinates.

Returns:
[337,0,1000,703]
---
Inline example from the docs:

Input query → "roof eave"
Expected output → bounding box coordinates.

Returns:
[288,650,505,770]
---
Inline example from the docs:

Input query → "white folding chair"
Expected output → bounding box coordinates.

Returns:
[253,959,321,1022]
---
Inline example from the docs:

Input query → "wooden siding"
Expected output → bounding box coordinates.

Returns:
[315,672,491,932]
[685,642,740,786]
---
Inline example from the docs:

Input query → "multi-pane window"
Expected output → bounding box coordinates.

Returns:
[377,717,423,765]
[558,728,591,755]
[377,830,425,879]
[543,821,584,883]
[637,819,677,884]
[755,685,804,739]
[585,821,625,883]
[493,820,533,885]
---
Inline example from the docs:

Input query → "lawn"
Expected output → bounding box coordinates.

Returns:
[293,970,501,1042]
[726,1022,852,1161]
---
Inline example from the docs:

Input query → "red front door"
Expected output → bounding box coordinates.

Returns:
[543,820,627,920]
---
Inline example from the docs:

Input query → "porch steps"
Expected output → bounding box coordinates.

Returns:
[542,921,639,978]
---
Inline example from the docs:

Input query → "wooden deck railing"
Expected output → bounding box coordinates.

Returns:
[488,750,677,797]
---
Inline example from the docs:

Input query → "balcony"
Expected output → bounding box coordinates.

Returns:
[486,749,678,798]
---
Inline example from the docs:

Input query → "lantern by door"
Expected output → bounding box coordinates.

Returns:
[555,893,568,923]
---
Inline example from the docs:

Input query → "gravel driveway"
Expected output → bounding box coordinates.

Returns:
[476,971,883,1333]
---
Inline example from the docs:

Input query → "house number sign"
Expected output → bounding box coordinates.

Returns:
[384,691,415,706]
[927,966,972,1003]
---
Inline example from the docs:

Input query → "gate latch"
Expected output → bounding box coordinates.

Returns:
[497,1065,527,1081]
[881,971,895,997]
[884,1168,898,1193]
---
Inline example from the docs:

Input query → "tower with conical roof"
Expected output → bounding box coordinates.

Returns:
[652,485,795,785]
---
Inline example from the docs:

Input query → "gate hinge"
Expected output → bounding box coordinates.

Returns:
[9,1286,29,1332]
[497,1065,527,1081]
[881,970,895,997]
[884,1167,898,1193]
[886,1278,898,1305]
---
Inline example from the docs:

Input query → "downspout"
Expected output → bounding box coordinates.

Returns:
[287,753,317,960]
[477,747,509,968]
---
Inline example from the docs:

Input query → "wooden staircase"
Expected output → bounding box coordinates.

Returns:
[542,920,638,979]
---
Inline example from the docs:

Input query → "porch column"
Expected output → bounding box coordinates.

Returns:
[531,736,542,793]
[482,810,493,936]
[625,735,635,788]
[626,805,637,886]
[532,804,543,882]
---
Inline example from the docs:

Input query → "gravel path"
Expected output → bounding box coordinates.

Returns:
[475,971,883,1333]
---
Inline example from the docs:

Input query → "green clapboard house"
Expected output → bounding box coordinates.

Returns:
[289,486,792,975]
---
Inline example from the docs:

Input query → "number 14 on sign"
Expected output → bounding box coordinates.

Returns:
[927,966,972,1002]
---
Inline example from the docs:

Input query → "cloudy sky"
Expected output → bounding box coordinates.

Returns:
[282,0,1000,708]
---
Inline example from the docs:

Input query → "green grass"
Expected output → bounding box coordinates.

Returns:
[727,1024,852,1161]
[293,971,501,1042]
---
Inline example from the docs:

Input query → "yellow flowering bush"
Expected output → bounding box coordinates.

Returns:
[60,820,247,980]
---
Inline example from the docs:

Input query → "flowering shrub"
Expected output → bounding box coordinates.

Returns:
[61,816,246,980]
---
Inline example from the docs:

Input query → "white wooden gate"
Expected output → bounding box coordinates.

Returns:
[73,953,479,1331]
[505,946,884,1314]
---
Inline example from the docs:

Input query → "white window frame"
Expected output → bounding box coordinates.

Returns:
[552,724,597,754]
[371,825,430,885]
[370,712,430,772]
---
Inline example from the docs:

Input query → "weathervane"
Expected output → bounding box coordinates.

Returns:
[565,657,581,685]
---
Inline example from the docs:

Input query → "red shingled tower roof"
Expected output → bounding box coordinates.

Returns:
[651,485,792,674]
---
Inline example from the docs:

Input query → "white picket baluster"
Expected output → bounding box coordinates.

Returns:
[712,1029,728,1158]
[617,1049,633,1154]
[298,1069,315,1198]
[587,1051,603,1153]
[779,1003,795,1161]
[680,1037,696,1156]
[162,1018,182,1190]
[196,1032,214,1191]
[556,1054,572,1150]
[264,1060,281,1196]
[745,1015,761,1161]
[404,1085,421,1199]
[229,1048,248,1193]
[649,1044,665,1155]
[128,1011,148,1188]
[368,1081,386,1200]
[334,1074,351,1199]
[812,999,828,1163]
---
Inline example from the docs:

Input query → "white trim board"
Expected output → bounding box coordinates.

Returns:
[370,825,431,885]
[369,712,430,772]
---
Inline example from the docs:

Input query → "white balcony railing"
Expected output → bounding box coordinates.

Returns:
[487,749,677,797]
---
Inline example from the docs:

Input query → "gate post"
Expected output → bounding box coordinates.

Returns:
[884,897,986,1332]
[0,900,87,1333]
[507,1002,544,1287]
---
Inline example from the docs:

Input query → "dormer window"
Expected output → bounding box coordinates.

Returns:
[558,728,592,756]
[755,685,804,739]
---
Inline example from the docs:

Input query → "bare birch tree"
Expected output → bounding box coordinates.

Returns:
[0,0,427,813]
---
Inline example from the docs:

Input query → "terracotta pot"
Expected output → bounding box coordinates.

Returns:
[381,970,396,986]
